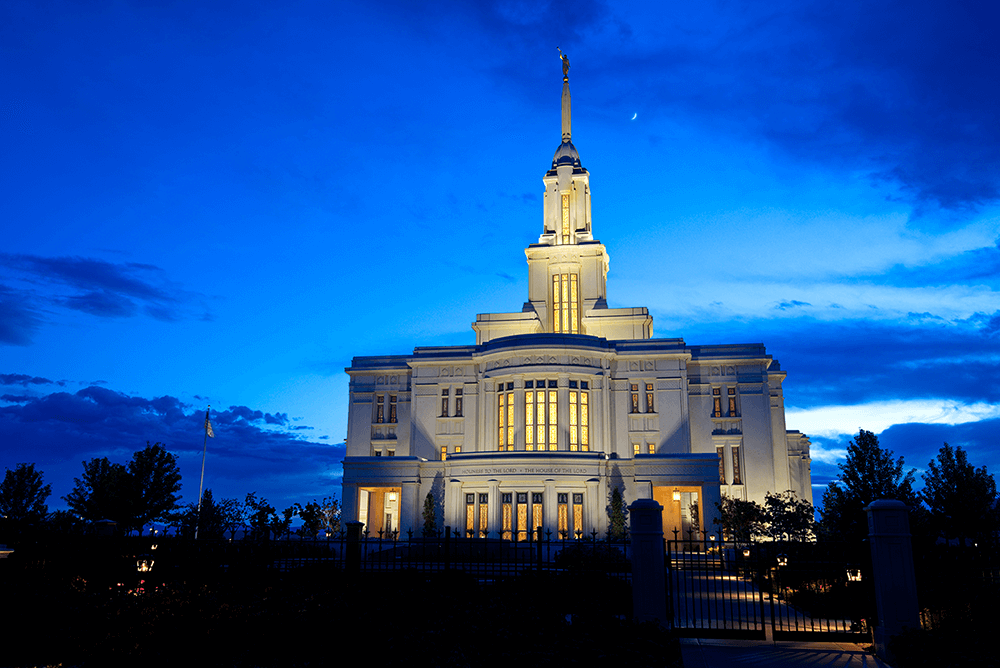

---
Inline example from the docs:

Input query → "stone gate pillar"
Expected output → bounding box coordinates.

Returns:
[629,498,667,625]
[866,499,920,663]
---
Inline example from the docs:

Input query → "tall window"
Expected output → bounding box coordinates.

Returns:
[389,394,397,423]
[375,394,384,423]
[498,384,514,450]
[717,446,725,483]
[466,493,475,537]
[728,387,737,417]
[502,493,513,540]
[712,388,722,418]
[732,445,743,485]
[516,492,528,540]
[558,493,569,537]
[645,384,654,413]
[532,492,543,535]
[561,193,570,244]
[552,273,579,334]
[441,389,449,417]
[569,382,589,451]
[630,384,639,413]
[523,379,557,451]
[455,388,463,417]
[478,493,489,537]
[573,493,583,537]
[499,379,588,452]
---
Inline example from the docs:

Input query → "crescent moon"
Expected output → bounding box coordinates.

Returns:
[631,113,637,121]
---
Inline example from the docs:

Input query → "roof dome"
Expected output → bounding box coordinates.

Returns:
[551,140,581,169]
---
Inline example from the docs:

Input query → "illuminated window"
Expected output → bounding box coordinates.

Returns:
[645,384,654,413]
[712,388,722,418]
[631,384,639,413]
[547,383,557,450]
[569,389,589,451]
[375,394,384,423]
[558,493,569,537]
[478,493,488,536]
[516,492,528,540]
[441,446,447,461]
[552,273,579,333]
[573,493,583,537]
[389,395,397,423]
[532,492,543,536]
[455,388,463,417]
[732,445,743,485]
[466,493,475,537]
[526,380,557,451]
[441,389,449,417]
[502,493,513,540]
[498,387,514,451]
[525,382,535,450]
[633,443,640,457]
[648,443,655,455]
[455,446,461,453]
[561,193,570,244]
[728,387,737,417]
[718,446,725,483]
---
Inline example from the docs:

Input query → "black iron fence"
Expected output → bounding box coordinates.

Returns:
[1,525,633,588]
[666,536,876,641]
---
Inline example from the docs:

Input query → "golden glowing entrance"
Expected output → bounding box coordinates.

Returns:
[358,486,401,537]
[653,486,704,540]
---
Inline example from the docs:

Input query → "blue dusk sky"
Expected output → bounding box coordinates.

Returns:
[2,1,999,514]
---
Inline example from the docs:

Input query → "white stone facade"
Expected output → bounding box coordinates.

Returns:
[341,70,811,540]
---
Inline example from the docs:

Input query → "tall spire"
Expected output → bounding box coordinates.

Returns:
[559,48,571,142]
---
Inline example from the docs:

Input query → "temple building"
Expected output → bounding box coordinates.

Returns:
[341,60,812,540]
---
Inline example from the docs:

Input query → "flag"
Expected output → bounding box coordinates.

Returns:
[204,408,215,438]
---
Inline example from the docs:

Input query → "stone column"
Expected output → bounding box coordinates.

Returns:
[341,483,359,525]
[544,480,557,538]
[586,478,600,537]
[446,479,462,531]
[866,499,920,663]
[488,479,500,539]
[700,482,722,538]
[401,481,419,538]
[629,498,667,625]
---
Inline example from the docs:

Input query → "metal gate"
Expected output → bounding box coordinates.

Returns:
[667,538,766,638]
[666,538,875,641]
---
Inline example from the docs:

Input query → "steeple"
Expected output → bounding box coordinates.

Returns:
[541,50,590,246]
[561,50,571,142]
[472,54,652,343]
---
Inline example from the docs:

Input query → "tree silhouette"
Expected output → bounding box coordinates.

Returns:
[820,429,918,541]
[607,487,628,540]
[922,442,998,546]
[422,492,437,537]
[127,442,182,531]
[64,457,130,526]
[64,442,182,533]
[0,463,52,526]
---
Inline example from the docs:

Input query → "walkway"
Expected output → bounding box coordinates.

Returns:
[680,638,893,668]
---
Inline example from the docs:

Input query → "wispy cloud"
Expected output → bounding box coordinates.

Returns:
[0,254,211,344]
[787,399,1000,438]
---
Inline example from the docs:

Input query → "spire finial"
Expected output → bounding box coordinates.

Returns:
[557,47,570,82]
[557,48,571,142]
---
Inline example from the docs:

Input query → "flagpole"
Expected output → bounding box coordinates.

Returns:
[196,404,211,540]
